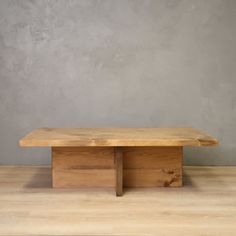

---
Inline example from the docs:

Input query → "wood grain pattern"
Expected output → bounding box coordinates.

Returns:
[52,147,114,169]
[1,166,236,236]
[19,127,218,147]
[114,147,123,196]
[52,169,115,188]
[52,147,115,188]
[123,147,183,187]
[52,146,182,189]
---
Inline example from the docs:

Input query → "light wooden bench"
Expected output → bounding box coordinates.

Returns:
[19,128,218,196]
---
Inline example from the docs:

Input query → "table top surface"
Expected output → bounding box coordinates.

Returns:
[19,128,218,147]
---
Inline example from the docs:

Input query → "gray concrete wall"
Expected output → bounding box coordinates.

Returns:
[0,0,235,165]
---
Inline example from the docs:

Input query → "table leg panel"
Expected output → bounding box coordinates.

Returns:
[52,147,115,188]
[123,147,183,187]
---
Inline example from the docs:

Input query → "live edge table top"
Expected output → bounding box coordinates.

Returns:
[19,128,218,147]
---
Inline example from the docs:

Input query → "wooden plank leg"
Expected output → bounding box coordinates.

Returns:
[123,146,183,187]
[114,147,123,196]
[52,147,115,188]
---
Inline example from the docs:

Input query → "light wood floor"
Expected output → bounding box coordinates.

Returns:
[0,166,236,236]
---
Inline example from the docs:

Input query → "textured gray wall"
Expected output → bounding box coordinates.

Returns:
[0,0,235,165]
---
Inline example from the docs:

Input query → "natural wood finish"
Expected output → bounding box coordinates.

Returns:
[52,147,114,169]
[52,146,182,189]
[52,169,115,188]
[123,147,182,187]
[0,166,236,236]
[19,128,218,195]
[114,147,123,196]
[123,146,182,169]
[52,147,115,188]
[19,128,218,147]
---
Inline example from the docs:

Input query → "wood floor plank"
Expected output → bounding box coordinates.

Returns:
[0,166,236,236]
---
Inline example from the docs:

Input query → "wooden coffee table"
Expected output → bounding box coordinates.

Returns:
[19,128,218,196]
